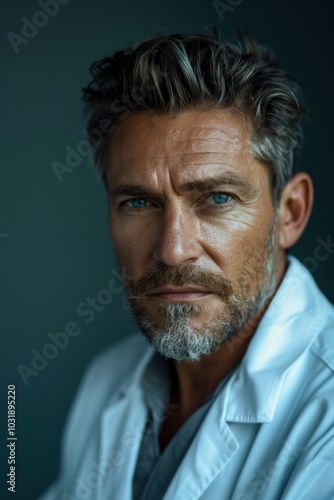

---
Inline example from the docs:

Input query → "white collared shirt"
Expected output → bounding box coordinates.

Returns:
[39,256,334,500]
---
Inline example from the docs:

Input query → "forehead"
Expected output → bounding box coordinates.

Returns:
[107,109,264,187]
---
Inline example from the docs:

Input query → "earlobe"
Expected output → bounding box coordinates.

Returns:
[278,173,313,249]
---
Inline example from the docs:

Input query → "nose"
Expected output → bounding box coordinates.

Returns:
[152,205,200,267]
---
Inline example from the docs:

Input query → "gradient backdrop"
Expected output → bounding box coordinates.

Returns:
[1,0,334,498]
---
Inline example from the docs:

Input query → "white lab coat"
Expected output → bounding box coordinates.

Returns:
[39,256,334,500]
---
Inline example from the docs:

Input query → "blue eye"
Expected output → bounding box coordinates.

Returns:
[210,193,231,204]
[125,198,149,208]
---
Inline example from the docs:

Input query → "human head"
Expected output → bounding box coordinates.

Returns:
[82,29,307,207]
[82,32,313,361]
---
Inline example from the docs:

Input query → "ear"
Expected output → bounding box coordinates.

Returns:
[278,172,314,249]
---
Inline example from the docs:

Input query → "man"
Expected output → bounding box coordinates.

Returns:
[40,31,334,499]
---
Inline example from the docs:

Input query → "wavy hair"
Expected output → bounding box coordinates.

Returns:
[82,30,306,205]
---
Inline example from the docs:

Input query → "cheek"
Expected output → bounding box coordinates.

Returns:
[200,218,272,279]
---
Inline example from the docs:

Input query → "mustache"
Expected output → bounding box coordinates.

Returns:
[124,265,233,301]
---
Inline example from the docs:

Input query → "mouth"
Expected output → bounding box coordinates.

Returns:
[151,286,213,302]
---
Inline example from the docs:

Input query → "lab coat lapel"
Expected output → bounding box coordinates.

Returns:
[96,387,148,500]
[164,391,239,500]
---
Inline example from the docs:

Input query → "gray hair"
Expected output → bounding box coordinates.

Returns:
[82,30,306,205]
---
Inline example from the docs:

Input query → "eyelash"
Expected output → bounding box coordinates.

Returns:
[119,192,235,212]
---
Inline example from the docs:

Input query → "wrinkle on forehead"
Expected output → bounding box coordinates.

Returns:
[117,143,244,161]
[107,110,268,196]
[109,110,249,159]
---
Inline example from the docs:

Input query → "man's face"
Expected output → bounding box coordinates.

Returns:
[107,109,282,361]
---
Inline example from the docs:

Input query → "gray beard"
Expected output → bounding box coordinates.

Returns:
[140,302,233,361]
[125,218,279,361]
[139,272,276,361]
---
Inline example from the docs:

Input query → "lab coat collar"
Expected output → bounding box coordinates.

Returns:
[97,350,152,500]
[222,256,326,423]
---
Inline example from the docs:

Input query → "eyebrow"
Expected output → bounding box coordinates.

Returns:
[109,172,257,199]
[180,173,255,195]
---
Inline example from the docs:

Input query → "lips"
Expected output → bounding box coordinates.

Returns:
[153,286,210,294]
[152,286,212,301]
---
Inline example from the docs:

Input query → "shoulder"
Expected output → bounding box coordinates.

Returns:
[59,334,151,469]
[286,256,334,375]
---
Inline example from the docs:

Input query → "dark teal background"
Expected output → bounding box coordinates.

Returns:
[1,0,333,498]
